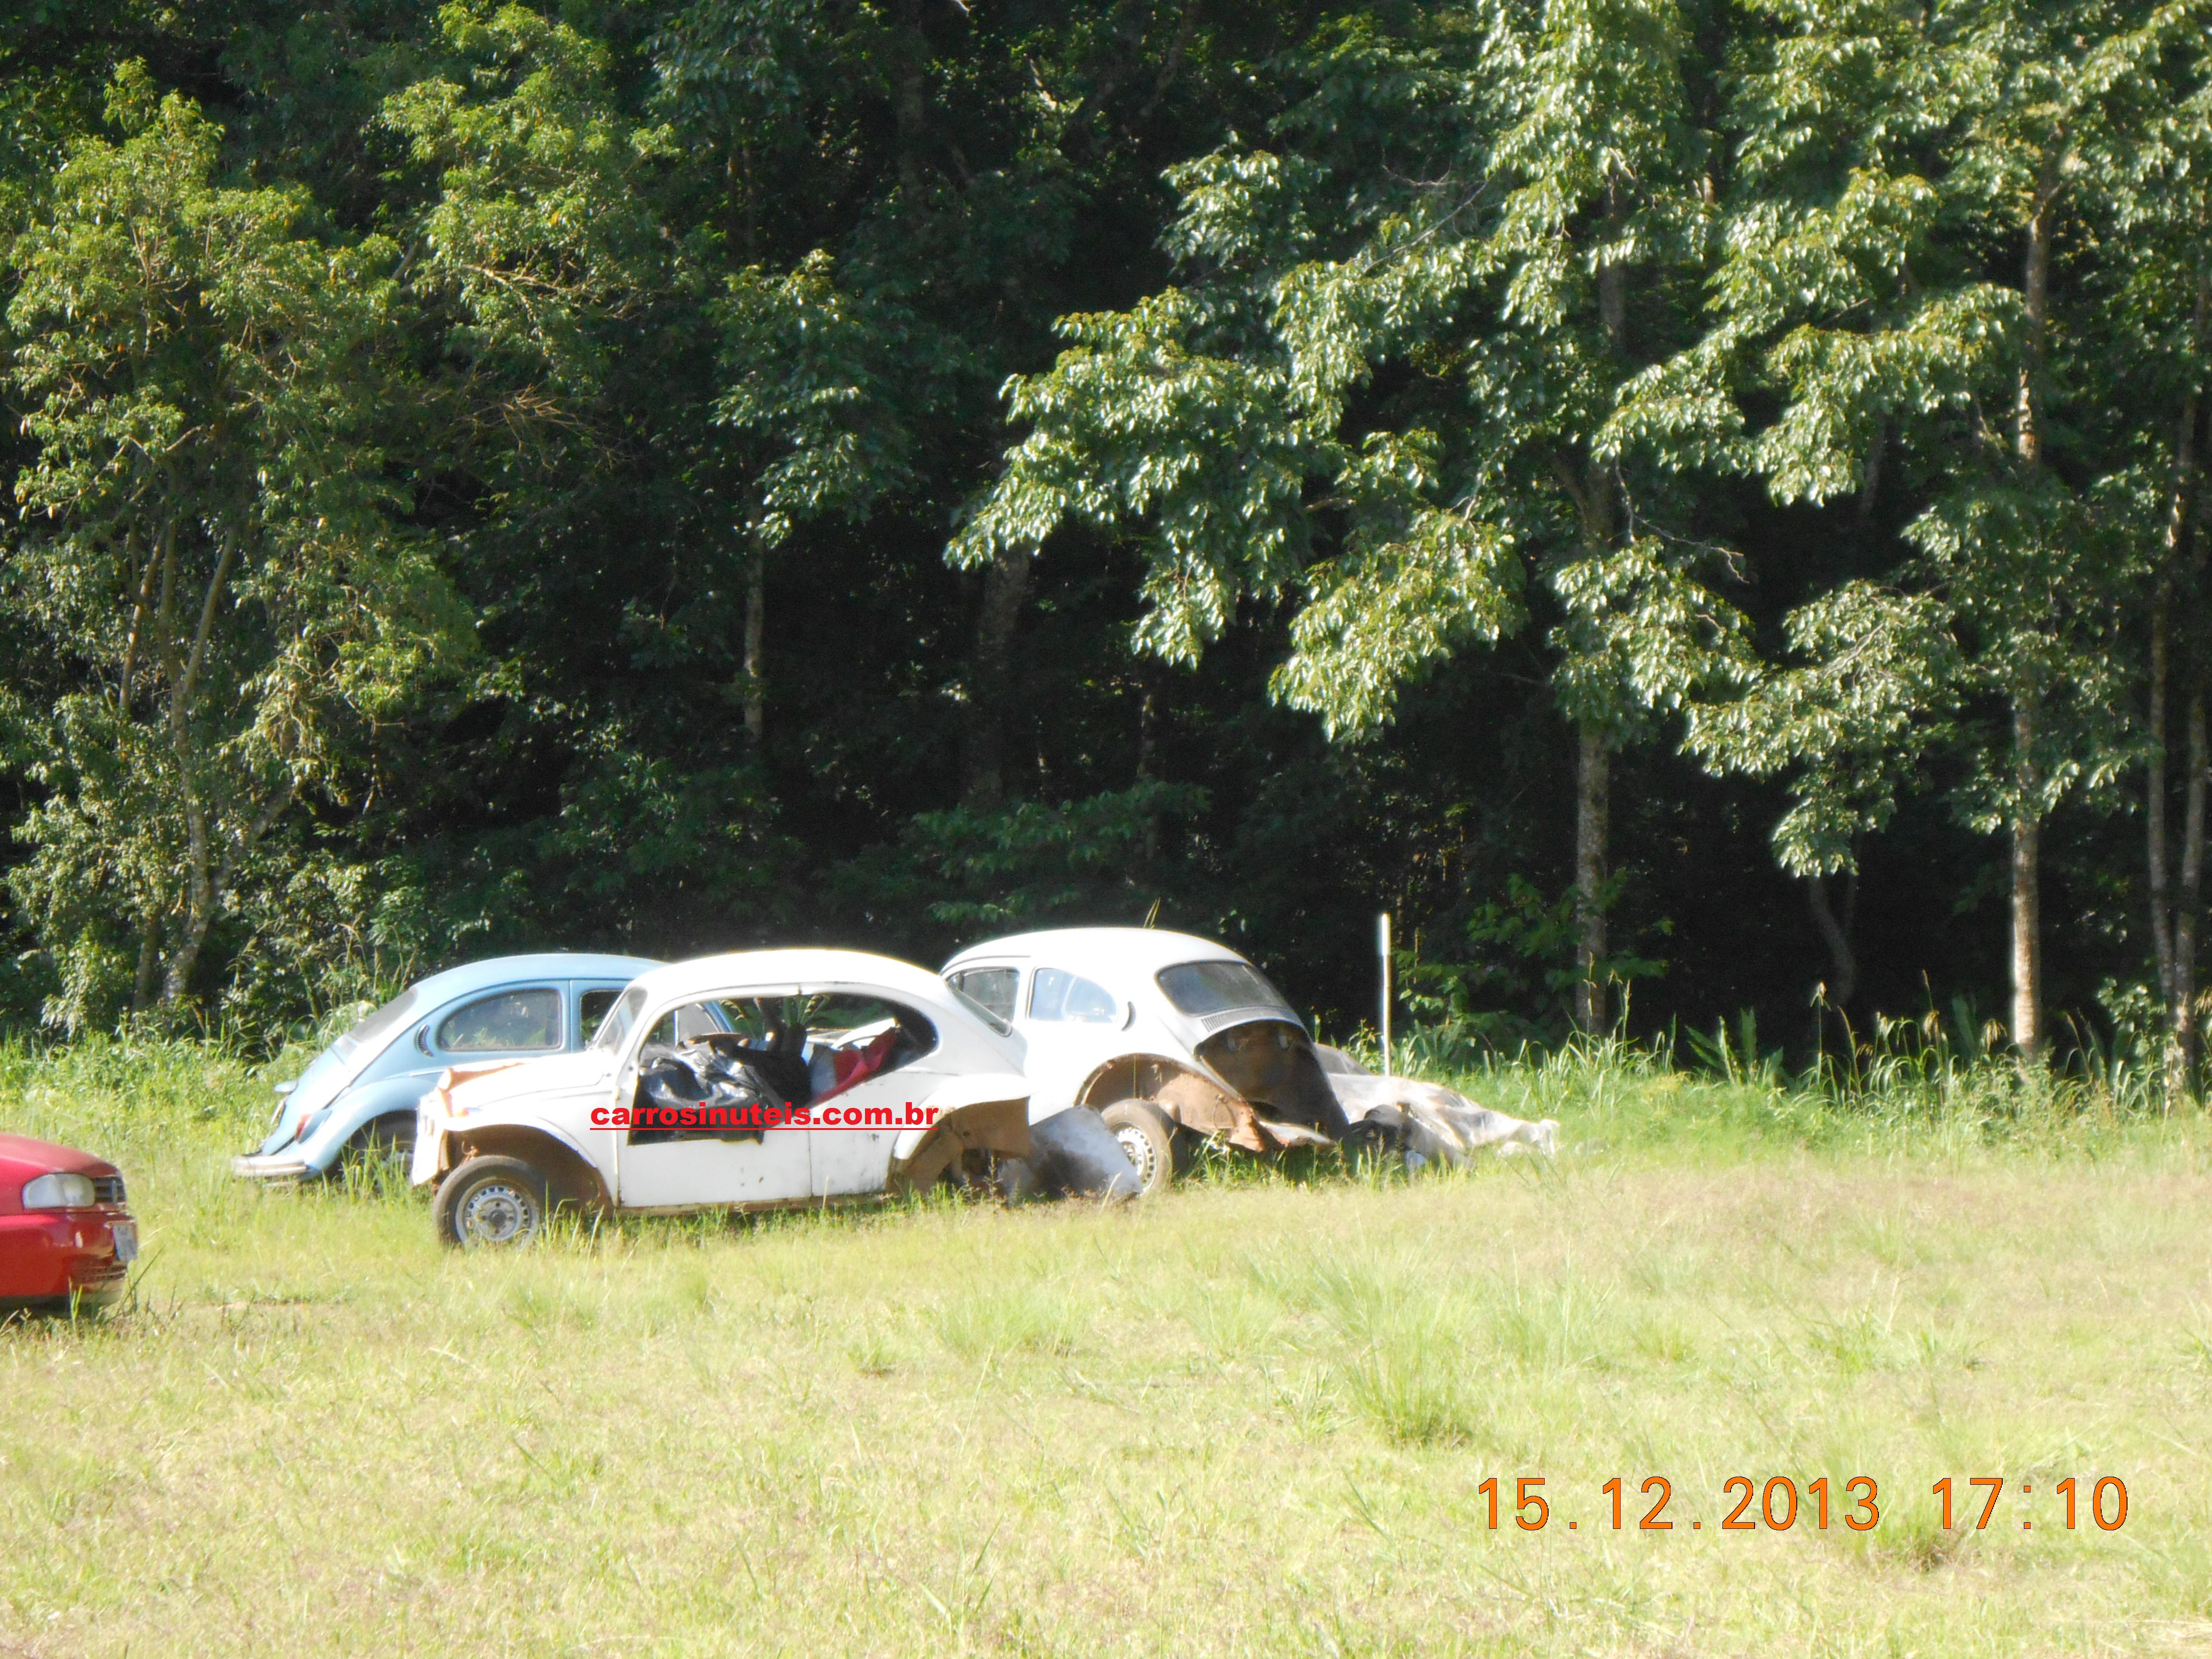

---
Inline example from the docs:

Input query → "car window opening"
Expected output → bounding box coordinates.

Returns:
[1193,1019,1347,1136]
[580,987,624,1041]
[1156,960,1292,1019]
[439,987,562,1053]
[628,993,939,1145]
[330,984,427,1060]
[1030,967,1118,1024]
[947,967,1017,1032]
[591,986,648,1052]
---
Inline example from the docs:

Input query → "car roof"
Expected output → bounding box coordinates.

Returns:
[941,928,1251,977]
[626,949,958,1008]
[407,952,663,1002]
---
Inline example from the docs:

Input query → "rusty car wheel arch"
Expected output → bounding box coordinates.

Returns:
[887,1096,1034,1193]
[1072,1053,1276,1154]
[444,1125,610,1212]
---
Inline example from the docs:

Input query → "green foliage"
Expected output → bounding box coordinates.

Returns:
[3,76,472,1031]
[0,0,2204,1076]
[843,779,1205,938]
[1399,874,1670,1054]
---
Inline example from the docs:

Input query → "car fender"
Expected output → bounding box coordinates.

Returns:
[887,1072,1035,1190]
[293,1073,440,1173]
[1072,1051,1277,1153]
[411,1059,571,1189]
[421,1107,611,1205]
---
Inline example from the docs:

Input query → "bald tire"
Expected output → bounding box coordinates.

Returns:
[1099,1099,1187,1198]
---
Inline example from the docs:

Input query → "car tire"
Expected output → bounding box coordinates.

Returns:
[434,1155,548,1249]
[339,1112,416,1171]
[1099,1100,1186,1198]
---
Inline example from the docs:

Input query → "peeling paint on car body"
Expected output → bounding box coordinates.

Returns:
[941,928,1557,1187]
[940,929,1350,1179]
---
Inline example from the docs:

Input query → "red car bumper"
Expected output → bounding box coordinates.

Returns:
[0,1209,133,1307]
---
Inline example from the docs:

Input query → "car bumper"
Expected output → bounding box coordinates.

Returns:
[231,1153,313,1181]
[0,1211,132,1305]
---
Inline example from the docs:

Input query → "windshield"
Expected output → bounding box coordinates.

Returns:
[1155,960,1292,1019]
[329,985,426,1060]
[591,986,647,1052]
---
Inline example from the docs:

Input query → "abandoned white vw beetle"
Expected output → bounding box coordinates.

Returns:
[940,928,1349,1195]
[412,948,1136,1245]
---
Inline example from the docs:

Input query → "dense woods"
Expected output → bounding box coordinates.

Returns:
[0,0,2206,1079]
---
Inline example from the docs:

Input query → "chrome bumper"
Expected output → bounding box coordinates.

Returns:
[230,1154,311,1181]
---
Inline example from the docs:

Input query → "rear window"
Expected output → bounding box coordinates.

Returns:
[1155,961,1290,1018]
[330,985,425,1059]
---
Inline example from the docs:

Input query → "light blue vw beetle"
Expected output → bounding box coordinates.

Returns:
[232,953,660,1181]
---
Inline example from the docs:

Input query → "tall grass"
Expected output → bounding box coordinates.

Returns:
[2,1027,2207,1655]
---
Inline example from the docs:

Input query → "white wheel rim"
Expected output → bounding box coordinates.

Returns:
[460,1181,535,1245]
[1113,1124,1158,1190]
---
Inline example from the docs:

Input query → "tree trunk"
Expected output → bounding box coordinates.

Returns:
[131,910,162,1013]
[1566,191,1632,1040]
[2000,169,2061,1060]
[2156,276,2207,1097]
[1137,682,1160,864]
[1806,873,1857,1010]
[891,0,928,192]
[2010,697,2044,1061]
[961,550,1032,805]
[1598,183,1629,360]
[742,548,766,745]
[2015,168,2057,467]
[2151,586,2177,1021]
[159,533,238,1007]
[1574,720,1609,1035]
[2177,687,2206,1091]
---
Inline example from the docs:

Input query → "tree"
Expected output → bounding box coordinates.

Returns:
[955,0,1750,1030]
[2112,32,2212,1091]
[3,72,468,1025]
[1613,0,2190,1059]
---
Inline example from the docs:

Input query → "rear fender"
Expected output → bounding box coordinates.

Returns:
[1073,1053,1274,1154]
[295,1075,436,1173]
[889,1075,1035,1191]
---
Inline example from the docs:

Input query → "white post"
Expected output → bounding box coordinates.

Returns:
[1378,911,1393,1077]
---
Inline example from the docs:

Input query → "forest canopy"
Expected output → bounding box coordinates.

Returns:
[0,0,2206,1083]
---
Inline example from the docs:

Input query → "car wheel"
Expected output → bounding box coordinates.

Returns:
[1099,1100,1185,1198]
[339,1113,415,1171]
[434,1155,547,1248]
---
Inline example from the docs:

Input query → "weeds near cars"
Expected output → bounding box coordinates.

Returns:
[0,1033,2207,1654]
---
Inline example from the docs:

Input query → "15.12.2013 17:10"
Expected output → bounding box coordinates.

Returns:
[1474,1475,2131,1533]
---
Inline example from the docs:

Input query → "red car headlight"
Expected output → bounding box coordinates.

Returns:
[22,1171,97,1210]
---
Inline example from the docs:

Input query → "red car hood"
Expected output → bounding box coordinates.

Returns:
[0,1134,118,1178]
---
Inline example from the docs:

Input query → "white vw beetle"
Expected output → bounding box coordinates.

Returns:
[941,928,1560,1193]
[940,928,1350,1195]
[412,948,1136,1246]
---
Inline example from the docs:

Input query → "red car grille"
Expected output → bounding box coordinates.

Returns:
[92,1175,126,1206]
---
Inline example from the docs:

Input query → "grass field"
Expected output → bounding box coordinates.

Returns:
[2,1038,2209,1656]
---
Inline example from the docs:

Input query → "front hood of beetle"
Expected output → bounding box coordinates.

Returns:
[443,1048,612,1117]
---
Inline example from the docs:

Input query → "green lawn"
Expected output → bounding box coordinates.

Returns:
[1,1041,2208,1656]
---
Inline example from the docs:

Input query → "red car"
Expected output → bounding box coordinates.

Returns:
[0,1134,136,1313]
